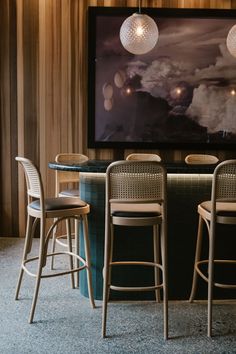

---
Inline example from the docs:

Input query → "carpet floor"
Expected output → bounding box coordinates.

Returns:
[0,237,235,354]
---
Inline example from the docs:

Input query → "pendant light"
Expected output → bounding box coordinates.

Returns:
[226,24,236,58]
[119,0,159,55]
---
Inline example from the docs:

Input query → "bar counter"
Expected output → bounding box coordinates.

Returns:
[49,160,235,301]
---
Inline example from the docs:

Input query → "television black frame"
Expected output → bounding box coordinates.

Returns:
[87,6,236,150]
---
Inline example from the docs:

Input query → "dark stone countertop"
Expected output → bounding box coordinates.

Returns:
[48,160,217,174]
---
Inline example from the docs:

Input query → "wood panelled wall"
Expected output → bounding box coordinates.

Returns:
[1,0,236,236]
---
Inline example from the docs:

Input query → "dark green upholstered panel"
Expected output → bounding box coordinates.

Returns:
[79,173,106,300]
[79,172,236,300]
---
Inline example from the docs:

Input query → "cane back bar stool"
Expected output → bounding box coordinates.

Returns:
[189,159,236,336]
[126,153,161,162]
[102,160,168,339]
[51,153,89,276]
[15,157,95,323]
[126,153,162,301]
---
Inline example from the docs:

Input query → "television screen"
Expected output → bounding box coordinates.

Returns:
[87,7,236,149]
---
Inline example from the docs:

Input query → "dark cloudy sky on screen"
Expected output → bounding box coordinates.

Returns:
[94,15,236,141]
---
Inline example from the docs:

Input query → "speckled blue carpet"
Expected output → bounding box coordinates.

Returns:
[0,238,235,354]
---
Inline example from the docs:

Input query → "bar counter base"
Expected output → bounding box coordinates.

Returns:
[79,172,236,301]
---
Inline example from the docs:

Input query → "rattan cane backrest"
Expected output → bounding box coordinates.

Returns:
[16,157,42,199]
[126,153,161,162]
[55,153,88,183]
[212,159,236,201]
[56,153,88,164]
[106,161,166,203]
[185,154,219,165]
[55,153,88,195]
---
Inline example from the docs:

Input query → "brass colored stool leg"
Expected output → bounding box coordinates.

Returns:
[82,215,95,309]
[189,215,204,302]
[153,224,161,302]
[66,219,75,289]
[15,215,34,300]
[207,222,216,337]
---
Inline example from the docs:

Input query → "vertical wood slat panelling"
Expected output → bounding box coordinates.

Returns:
[78,0,88,154]
[16,0,25,237]
[1,0,236,236]
[9,0,18,237]
[70,0,78,153]
[41,0,53,194]
[2,0,12,234]
[0,0,11,235]
[17,0,39,236]
[52,0,62,161]
[0,0,18,236]
[61,0,72,154]
[23,0,39,162]
[38,0,47,197]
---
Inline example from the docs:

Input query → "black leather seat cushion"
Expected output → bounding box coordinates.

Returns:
[59,189,80,197]
[112,211,160,217]
[30,197,87,211]
[201,201,236,217]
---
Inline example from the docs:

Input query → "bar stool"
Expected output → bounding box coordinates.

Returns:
[126,153,161,161]
[51,153,88,283]
[102,160,168,339]
[126,153,162,301]
[189,159,236,336]
[15,156,95,323]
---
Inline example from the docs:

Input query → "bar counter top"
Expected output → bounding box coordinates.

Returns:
[48,159,217,174]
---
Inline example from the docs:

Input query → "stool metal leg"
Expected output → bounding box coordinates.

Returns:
[74,218,79,288]
[29,261,43,324]
[66,218,75,289]
[102,222,111,338]
[15,214,34,300]
[189,215,204,302]
[153,224,161,302]
[50,221,57,270]
[28,221,46,323]
[161,223,168,340]
[207,220,216,337]
[82,215,95,309]
[107,224,114,302]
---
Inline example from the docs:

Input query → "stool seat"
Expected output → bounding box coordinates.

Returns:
[59,189,80,197]
[199,201,236,218]
[30,197,87,211]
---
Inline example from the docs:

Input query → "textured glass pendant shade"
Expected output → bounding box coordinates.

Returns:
[120,13,159,55]
[226,24,236,58]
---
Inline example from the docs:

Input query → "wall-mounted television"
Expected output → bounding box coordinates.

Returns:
[87,7,236,149]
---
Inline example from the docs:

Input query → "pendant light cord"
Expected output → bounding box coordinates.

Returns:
[138,0,141,14]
